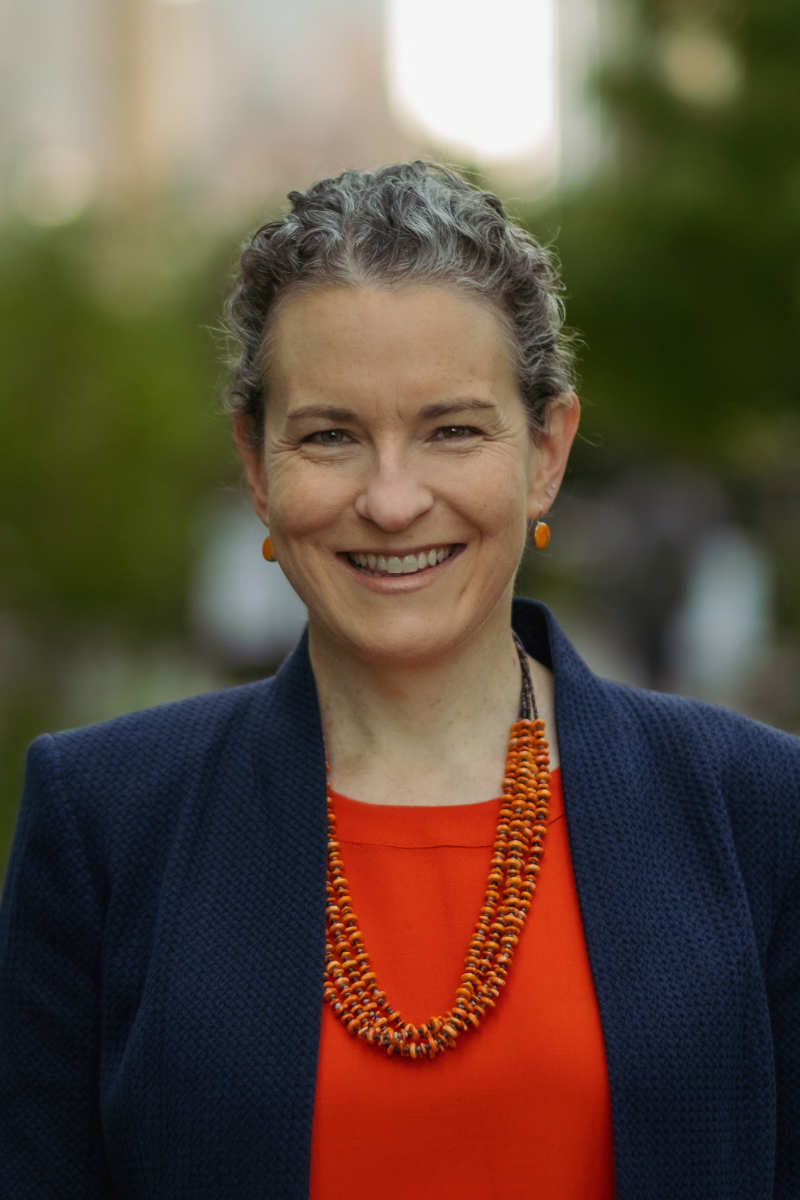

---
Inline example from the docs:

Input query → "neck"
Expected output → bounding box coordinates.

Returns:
[308,615,526,805]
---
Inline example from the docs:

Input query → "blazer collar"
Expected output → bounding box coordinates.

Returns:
[511,599,769,1197]
[255,596,608,845]
[256,598,748,1197]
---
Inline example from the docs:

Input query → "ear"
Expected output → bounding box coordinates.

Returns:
[233,416,269,526]
[526,392,580,520]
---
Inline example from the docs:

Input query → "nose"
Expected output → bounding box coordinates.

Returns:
[353,450,434,531]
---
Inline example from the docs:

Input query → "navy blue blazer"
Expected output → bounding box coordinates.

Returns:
[2,599,799,1198]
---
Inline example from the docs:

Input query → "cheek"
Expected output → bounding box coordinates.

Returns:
[266,462,349,536]
[462,457,530,536]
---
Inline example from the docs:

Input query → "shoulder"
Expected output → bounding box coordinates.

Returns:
[598,674,800,784]
[528,593,800,786]
[40,677,276,769]
[599,673,799,759]
[520,596,800,940]
[596,677,800,899]
[525,593,800,780]
[29,676,279,805]
[21,678,279,880]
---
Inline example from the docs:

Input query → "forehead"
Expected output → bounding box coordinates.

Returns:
[263,284,519,413]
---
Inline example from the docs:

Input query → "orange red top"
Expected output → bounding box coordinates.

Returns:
[310,769,615,1199]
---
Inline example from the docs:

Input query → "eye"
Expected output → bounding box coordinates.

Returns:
[303,428,353,446]
[433,425,482,440]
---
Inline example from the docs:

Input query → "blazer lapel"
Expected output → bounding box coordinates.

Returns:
[244,630,330,1191]
[512,599,771,1199]
[153,632,329,1197]
[164,600,766,1198]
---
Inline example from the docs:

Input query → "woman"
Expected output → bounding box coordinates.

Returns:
[1,161,798,1199]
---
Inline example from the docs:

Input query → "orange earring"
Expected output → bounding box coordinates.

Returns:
[532,520,550,550]
[262,534,275,562]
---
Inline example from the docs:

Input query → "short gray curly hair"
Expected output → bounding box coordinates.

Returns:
[224,160,576,443]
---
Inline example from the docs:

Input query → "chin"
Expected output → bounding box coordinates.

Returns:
[364,630,453,666]
[311,614,445,667]
[335,607,502,669]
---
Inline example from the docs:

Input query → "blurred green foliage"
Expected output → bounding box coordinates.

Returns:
[536,0,800,474]
[1,218,230,636]
[515,0,800,659]
[1,214,242,864]
[3,0,800,876]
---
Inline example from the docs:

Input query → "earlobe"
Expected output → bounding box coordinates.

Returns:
[233,416,269,525]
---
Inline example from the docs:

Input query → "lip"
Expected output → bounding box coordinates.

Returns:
[340,543,458,559]
[338,543,465,592]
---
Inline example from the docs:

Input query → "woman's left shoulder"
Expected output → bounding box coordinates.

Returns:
[602,677,800,870]
[605,681,800,900]
[605,678,800,770]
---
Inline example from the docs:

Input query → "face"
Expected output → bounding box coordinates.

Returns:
[236,284,578,668]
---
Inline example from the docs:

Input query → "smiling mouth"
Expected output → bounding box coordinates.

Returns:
[344,545,460,576]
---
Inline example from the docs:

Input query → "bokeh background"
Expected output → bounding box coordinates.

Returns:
[3,0,799,875]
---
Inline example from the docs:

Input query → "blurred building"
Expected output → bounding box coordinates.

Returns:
[2,0,407,223]
[557,0,618,183]
[1,0,612,224]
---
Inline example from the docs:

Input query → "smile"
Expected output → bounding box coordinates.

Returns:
[345,545,459,576]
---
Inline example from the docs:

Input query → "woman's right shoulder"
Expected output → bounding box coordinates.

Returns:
[20,678,278,871]
[36,676,276,766]
[39,676,274,764]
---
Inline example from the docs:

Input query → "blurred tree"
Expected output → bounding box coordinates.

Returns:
[515,0,800,700]
[547,0,800,464]
[1,218,230,638]
[0,212,243,868]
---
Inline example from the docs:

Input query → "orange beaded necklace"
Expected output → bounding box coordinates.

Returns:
[323,633,551,1060]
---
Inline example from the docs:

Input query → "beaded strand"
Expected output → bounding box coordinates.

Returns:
[323,634,551,1060]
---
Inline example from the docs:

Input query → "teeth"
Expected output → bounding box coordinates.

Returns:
[349,546,454,574]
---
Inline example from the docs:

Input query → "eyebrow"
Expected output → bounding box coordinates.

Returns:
[284,399,498,423]
[285,405,357,424]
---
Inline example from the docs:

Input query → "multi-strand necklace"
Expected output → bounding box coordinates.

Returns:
[323,633,552,1060]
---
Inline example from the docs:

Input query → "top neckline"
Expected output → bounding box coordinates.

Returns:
[328,767,562,849]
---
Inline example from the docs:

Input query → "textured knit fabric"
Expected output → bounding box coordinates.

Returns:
[1,599,799,1199]
[310,771,615,1199]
